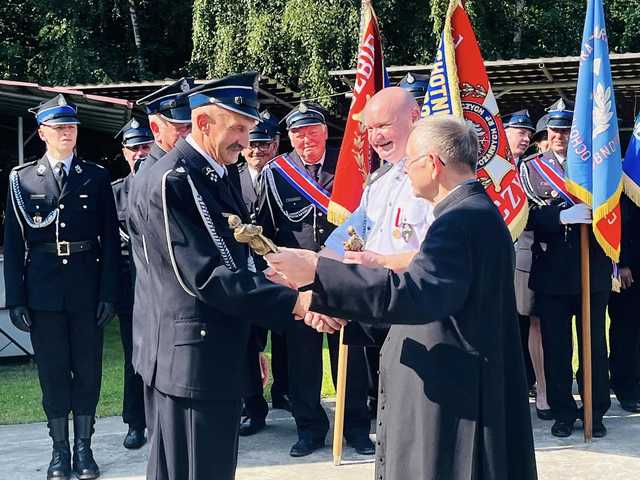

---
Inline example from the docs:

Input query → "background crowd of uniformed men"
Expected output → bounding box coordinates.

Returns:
[3,70,639,479]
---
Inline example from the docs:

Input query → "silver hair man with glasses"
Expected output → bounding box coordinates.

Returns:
[266,115,538,480]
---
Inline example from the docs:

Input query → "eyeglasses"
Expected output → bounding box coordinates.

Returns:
[249,142,273,150]
[405,152,445,168]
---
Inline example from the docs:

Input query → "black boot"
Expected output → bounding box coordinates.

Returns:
[72,415,100,480]
[47,418,71,480]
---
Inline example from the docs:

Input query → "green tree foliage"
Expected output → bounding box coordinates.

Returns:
[0,0,193,85]
[1,0,639,93]
[191,0,640,105]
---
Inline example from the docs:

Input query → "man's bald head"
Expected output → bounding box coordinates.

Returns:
[363,87,420,164]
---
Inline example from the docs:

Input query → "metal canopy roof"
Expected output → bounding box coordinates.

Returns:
[0,80,133,134]
[330,52,640,129]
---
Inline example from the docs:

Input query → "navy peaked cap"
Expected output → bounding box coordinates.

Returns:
[187,72,261,121]
[29,94,80,126]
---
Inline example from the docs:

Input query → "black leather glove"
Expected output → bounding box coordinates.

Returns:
[96,302,116,328]
[9,306,32,332]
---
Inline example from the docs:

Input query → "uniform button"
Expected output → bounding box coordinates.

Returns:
[59,204,65,210]
[62,259,68,265]
[60,222,66,228]
[318,212,323,217]
[319,228,324,234]
[378,421,382,427]
[96,258,100,262]
[200,329,207,337]
[82,205,88,209]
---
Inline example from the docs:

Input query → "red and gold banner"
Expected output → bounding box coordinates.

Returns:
[328,1,386,225]
[422,0,528,240]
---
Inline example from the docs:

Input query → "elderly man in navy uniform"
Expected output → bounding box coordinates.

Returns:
[128,72,306,480]
[4,95,119,480]
[111,118,154,450]
[230,111,292,436]
[256,104,373,456]
[128,78,193,439]
[520,99,611,438]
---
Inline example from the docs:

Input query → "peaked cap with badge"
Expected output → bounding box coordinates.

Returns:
[136,77,194,123]
[503,110,535,132]
[187,71,261,121]
[115,117,154,147]
[29,94,80,126]
[249,110,281,142]
[546,98,574,129]
[283,102,327,130]
[397,72,429,104]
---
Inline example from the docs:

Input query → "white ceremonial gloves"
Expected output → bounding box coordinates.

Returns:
[559,203,592,224]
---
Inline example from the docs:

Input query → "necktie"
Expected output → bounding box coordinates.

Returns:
[54,162,66,191]
[305,163,320,181]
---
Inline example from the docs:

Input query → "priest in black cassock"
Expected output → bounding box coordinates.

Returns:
[266,115,538,480]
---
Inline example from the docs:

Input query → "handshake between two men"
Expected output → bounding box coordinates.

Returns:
[263,247,411,333]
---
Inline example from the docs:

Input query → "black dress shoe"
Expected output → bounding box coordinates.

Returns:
[123,427,146,449]
[620,400,640,413]
[551,420,575,438]
[289,438,324,457]
[48,441,71,480]
[536,407,554,421]
[593,419,607,438]
[272,395,292,412]
[239,418,266,436]
[347,435,375,455]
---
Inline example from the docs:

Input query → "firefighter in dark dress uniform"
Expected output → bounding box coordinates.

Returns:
[520,99,611,438]
[256,103,374,457]
[3,94,119,480]
[111,118,154,449]
[128,78,193,439]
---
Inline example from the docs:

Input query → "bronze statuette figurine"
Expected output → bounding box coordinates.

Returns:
[228,214,279,256]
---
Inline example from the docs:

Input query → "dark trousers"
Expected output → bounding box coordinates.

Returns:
[537,291,611,422]
[608,284,640,402]
[29,309,103,420]
[287,320,370,442]
[270,331,289,400]
[144,383,157,441]
[147,388,241,480]
[241,332,269,422]
[118,308,146,429]
[519,315,536,389]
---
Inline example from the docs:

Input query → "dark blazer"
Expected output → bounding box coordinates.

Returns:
[256,148,338,251]
[4,155,119,312]
[127,142,168,378]
[128,138,297,400]
[229,161,259,215]
[521,153,611,295]
[619,194,640,272]
[112,174,135,309]
[309,181,537,480]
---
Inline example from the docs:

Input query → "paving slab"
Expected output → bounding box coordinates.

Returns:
[0,397,638,480]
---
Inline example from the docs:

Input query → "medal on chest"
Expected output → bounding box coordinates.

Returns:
[392,208,414,242]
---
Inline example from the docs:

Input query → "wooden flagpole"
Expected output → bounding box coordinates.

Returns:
[332,327,349,465]
[580,224,593,442]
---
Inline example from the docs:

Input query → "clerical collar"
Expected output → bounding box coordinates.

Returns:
[46,153,73,174]
[186,134,227,177]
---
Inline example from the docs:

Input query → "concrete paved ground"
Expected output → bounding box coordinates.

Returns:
[1,397,638,480]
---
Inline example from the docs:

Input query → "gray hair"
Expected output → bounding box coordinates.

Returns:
[410,115,479,172]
